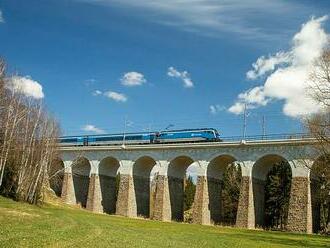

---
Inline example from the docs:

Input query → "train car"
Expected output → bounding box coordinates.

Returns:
[156,128,220,143]
[59,132,156,146]
[58,136,86,146]
[88,132,154,146]
[59,128,221,146]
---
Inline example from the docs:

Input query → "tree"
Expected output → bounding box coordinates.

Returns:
[264,161,292,230]
[221,163,242,225]
[184,175,196,211]
[306,49,330,233]
[0,58,60,204]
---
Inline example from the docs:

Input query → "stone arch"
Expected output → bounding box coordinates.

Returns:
[132,156,157,218]
[72,157,91,208]
[49,158,64,197]
[310,155,330,233]
[99,157,120,214]
[207,154,240,224]
[168,155,194,221]
[252,154,292,228]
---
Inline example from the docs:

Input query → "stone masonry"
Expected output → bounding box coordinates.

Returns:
[192,176,210,225]
[236,176,255,229]
[116,174,136,217]
[287,177,313,233]
[61,172,76,205]
[152,175,171,221]
[86,174,102,213]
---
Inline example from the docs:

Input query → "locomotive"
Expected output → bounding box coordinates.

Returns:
[59,128,221,146]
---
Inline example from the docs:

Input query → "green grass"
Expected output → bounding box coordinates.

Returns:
[0,196,329,248]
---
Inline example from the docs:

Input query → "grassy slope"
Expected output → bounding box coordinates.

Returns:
[0,196,329,248]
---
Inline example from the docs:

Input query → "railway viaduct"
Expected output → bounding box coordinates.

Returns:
[58,138,320,234]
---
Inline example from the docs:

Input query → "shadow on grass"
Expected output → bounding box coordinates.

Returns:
[225,230,329,248]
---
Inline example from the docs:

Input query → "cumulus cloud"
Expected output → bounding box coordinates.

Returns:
[228,86,269,114]
[209,104,225,115]
[167,67,194,88]
[6,76,44,99]
[82,125,104,134]
[121,71,146,86]
[104,91,127,102]
[229,16,329,117]
[246,52,291,80]
[0,10,4,23]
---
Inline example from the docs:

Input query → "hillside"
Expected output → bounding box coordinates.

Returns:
[0,196,329,248]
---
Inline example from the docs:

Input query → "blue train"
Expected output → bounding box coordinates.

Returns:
[59,128,221,146]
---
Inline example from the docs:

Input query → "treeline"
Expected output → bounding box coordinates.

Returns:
[0,59,59,204]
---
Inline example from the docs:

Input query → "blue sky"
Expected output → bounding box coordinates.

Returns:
[0,0,329,137]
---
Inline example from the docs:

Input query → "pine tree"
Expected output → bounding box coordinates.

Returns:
[221,163,242,224]
[264,161,292,230]
[184,175,196,211]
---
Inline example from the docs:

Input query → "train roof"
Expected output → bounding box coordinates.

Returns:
[160,128,219,132]
[59,128,220,139]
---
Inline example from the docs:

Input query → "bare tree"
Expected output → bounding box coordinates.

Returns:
[305,49,330,233]
[0,58,60,204]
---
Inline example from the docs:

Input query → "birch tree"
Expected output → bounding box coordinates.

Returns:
[0,58,60,204]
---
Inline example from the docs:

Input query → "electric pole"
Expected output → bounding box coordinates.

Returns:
[242,103,247,140]
[262,115,266,139]
[122,116,127,149]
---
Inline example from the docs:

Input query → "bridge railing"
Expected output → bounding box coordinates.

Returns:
[221,133,313,142]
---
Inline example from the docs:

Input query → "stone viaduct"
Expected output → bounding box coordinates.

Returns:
[58,138,319,234]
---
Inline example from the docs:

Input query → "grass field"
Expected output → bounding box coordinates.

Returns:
[0,196,329,248]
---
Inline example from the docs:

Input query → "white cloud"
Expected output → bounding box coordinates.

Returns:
[78,0,309,40]
[167,66,194,88]
[229,16,329,117]
[104,91,127,102]
[228,102,246,115]
[228,86,269,114]
[6,76,44,99]
[209,104,225,115]
[246,52,291,80]
[82,124,104,134]
[121,72,146,86]
[92,90,103,96]
[0,10,4,23]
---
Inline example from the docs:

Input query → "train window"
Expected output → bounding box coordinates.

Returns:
[61,138,77,143]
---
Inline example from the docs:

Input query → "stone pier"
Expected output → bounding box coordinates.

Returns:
[236,161,255,229]
[152,175,171,221]
[86,174,102,213]
[61,162,76,205]
[116,174,136,217]
[192,175,210,225]
[287,160,312,233]
[61,172,76,204]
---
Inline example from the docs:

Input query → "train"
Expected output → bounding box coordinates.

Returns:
[59,128,221,146]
